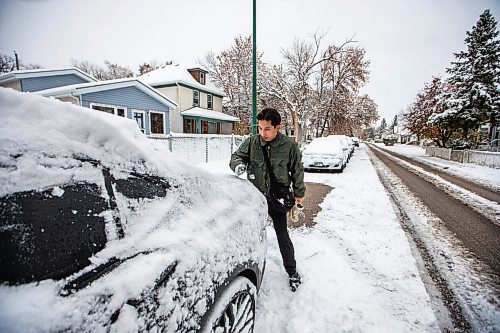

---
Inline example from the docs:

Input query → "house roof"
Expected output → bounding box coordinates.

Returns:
[0,67,97,85]
[181,107,239,122]
[138,64,225,97]
[36,78,177,109]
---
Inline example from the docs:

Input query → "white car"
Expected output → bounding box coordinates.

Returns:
[325,135,351,162]
[302,137,346,172]
[0,88,267,333]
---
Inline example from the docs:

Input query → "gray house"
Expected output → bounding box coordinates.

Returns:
[36,78,177,136]
[0,68,97,92]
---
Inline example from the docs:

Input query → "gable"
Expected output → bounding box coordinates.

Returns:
[80,86,170,111]
[21,74,90,92]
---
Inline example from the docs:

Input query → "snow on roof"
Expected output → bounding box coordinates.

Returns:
[0,67,97,84]
[181,107,239,122]
[36,77,177,108]
[138,64,225,97]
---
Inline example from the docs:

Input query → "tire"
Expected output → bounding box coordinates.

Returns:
[202,276,257,333]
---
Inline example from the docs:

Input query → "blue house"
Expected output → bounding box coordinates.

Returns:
[0,68,97,92]
[36,78,177,136]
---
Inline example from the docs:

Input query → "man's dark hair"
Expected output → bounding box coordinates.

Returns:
[257,108,281,126]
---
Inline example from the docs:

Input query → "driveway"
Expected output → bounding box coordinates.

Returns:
[288,181,333,228]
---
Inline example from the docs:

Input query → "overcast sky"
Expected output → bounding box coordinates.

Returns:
[0,0,499,123]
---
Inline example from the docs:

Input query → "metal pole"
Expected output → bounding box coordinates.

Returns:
[252,0,257,135]
[14,51,19,70]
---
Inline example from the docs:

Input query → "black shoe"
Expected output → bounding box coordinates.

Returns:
[289,272,301,292]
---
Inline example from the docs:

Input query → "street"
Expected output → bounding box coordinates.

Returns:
[366,143,500,332]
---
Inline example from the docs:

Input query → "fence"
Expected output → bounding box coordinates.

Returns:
[150,134,246,164]
[426,146,500,168]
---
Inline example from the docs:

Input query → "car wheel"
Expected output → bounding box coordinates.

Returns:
[203,276,256,333]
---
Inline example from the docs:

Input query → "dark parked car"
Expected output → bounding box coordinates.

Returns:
[0,88,267,333]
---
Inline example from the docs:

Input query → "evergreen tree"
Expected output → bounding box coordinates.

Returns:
[443,9,499,141]
[391,115,398,133]
[379,118,387,136]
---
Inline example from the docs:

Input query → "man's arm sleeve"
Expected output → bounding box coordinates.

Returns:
[229,138,251,171]
[290,143,306,197]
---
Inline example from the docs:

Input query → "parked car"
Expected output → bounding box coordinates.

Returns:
[383,135,398,146]
[326,135,352,161]
[302,137,346,172]
[350,137,360,147]
[0,88,267,333]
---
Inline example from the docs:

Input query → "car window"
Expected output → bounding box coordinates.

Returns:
[114,173,171,200]
[0,183,109,284]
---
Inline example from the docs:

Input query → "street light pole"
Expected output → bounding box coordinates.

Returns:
[252,0,257,135]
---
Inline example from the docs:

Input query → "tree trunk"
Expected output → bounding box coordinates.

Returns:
[293,112,301,144]
[488,113,496,142]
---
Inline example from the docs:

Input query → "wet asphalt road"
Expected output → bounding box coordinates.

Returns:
[367,144,500,275]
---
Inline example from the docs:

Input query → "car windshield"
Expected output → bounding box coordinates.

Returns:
[304,139,342,154]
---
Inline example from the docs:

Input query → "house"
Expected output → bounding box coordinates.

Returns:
[0,67,97,92]
[36,78,177,137]
[138,64,239,134]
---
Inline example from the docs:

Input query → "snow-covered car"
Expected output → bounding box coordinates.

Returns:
[325,135,352,161]
[0,88,267,333]
[346,136,355,155]
[350,136,360,147]
[301,137,346,172]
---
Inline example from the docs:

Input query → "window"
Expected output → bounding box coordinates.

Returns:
[183,118,196,133]
[200,72,206,85]
[207,94,213,110]
[90,103,126,117]
[133,110,146,133]
[149,111,165,135]
[207,122,220,134]
[193,90,199,106]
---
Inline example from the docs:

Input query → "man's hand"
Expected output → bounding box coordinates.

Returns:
[295,197,304,204]
[235,164,247,176]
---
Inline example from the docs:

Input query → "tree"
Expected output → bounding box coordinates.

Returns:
[0,54,16,73]
[390,115,398,133]
[103,60,133,79]
[378,118,387,136]
[70,59,133,80]
[259,32,369,142]
[317,45,370,137]
[443,9,499,141]
[0,53,42,73]
[405,77,455,147]
[201,35,265,132]
[138,60,172,76]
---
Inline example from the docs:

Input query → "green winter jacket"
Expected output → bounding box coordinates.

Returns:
[230,132,306,199]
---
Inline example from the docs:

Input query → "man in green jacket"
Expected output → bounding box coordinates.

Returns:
[230,108,306,292]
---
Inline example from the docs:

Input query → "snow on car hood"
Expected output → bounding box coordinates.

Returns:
[0,88,267,332]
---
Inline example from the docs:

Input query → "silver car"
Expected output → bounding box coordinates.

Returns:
[302,137,346,172]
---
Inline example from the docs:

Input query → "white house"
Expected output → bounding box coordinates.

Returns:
[139,64,239,134]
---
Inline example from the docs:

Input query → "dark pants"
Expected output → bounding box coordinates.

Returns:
[268,205,296,277]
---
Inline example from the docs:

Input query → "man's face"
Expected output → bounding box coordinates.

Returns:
[258,119,281,142]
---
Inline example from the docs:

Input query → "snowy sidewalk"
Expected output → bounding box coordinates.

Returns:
[255,146,439,332]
